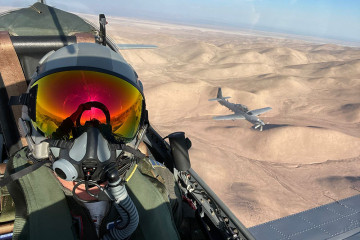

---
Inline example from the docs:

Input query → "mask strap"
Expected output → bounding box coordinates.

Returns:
[46,139,74,148]
[0,159,51,187]
[8,85,38,121]
[111,144,146,163]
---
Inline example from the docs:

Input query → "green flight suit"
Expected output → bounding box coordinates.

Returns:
[5,147,182,240]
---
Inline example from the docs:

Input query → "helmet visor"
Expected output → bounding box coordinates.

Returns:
[31,70,144,142]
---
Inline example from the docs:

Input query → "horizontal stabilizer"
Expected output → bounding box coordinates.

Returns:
[208,97,231,101]
[213,114,245,120]
[117,44,157,50]
[248,107,272,116]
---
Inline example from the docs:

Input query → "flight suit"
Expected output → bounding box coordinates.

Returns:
[5,147,182,240]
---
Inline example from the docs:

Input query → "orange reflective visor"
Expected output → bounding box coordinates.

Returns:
[31,70,143,142]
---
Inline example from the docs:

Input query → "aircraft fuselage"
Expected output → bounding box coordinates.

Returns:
[218,99,263,125]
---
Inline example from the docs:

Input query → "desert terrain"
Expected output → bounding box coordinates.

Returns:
[78,15,360,227]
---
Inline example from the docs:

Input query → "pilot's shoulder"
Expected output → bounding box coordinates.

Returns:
[9,147,31,169]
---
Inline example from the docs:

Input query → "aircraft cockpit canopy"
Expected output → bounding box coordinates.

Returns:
[235,104,249,112]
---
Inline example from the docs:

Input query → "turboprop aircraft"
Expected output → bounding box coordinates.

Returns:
[209,88,272,131]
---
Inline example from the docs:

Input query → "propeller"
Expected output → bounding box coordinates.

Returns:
[254,120,265,131]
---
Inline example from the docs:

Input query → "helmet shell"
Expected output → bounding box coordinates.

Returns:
[31,43,141,91]
[23,43,144,145]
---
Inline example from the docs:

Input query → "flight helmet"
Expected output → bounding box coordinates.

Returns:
[17,43,146,181]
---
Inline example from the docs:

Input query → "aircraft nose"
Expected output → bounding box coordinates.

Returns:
[258,120,265,125]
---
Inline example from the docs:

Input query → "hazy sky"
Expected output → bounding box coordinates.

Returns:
[2,0,360,42]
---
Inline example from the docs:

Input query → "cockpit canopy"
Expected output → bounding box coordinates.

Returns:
[235,104,249,113]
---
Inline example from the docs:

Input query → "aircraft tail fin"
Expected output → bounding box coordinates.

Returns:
[217,87,223,99]
[208,87,231,101]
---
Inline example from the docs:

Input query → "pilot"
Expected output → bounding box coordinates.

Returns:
[5,43,182,240]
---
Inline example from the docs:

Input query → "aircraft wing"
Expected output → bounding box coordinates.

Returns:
[213,114,245,120]
[248,107,272,116]
[249,194,360,240]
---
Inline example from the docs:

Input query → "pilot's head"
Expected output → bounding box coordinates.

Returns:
[20,43,146,183]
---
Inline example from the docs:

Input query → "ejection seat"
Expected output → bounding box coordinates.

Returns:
[0,29,97,239]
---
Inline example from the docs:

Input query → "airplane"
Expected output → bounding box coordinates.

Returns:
[209,88,272,131]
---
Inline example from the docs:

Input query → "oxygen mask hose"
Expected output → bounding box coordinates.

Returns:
[103,168,139,240]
